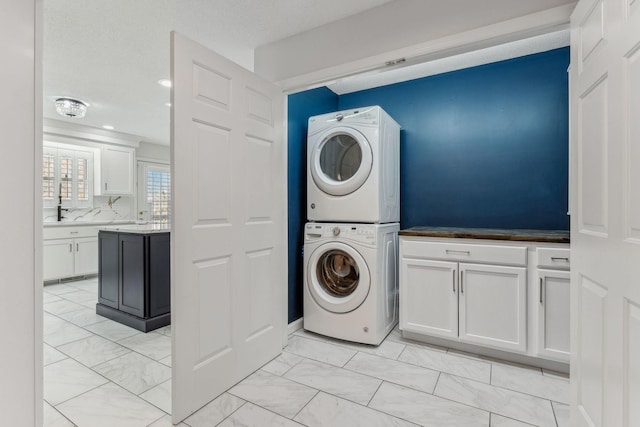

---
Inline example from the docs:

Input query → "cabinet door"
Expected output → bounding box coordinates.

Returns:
[459,263,527,353]
[43,239,75,281]
[74,237,98,276]
[400,258,458,339]
[119,234,145,317]
[148,233,170,317]
[101,146,134,195]
[98,232,119,309]
[537,269,570,362]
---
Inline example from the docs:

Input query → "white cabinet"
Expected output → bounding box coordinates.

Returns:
[43,226,99,281]
[536,247,571,362]
[400,259,458,338]
[400,238,528,354]
[459,263,527,353]
[43,239,75,280]
[400,235,571,365]
[100,146,134,195]
[75,237,99,276]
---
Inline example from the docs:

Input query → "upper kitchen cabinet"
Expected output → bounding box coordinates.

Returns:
[99,146,135,195]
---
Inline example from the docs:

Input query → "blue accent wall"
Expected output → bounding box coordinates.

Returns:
[286,47,569,322]
[287,87,338,323]
[339,48,570,230]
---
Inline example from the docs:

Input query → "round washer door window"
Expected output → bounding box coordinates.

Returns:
[310,127,373,196]
[307,242,370,313]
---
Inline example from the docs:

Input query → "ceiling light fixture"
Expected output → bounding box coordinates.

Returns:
[55,98,88,118]
[158,79,172,88]
[102,125,115,130]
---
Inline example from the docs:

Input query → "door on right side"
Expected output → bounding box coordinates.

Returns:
[569,0,640,426]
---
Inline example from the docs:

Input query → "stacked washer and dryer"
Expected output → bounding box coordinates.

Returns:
[303,106,401,345]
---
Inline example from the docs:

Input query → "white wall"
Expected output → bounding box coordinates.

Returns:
[0,0,41,424]
[255,0,576,87]
[137,141,170,163]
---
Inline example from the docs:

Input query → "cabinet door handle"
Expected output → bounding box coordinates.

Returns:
[105,182,108,191]
[539,277,544,304]
[452,270,456,293]
[551,257,569,262]
[70,231,79,235]
[76,243,79,252]
[446,249,470,255]
[69,243,72,252]
[460,273,464,294]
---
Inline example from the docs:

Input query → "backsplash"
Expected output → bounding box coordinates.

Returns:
[43,195,134,224]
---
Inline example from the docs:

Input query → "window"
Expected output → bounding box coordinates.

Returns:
[43,145,94,208]
[42,153,55,201]
[138,162,171,224]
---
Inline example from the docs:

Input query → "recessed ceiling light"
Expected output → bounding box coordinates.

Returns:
[102,125,115,130]
[165,102,172,107]
[158,79,172,88]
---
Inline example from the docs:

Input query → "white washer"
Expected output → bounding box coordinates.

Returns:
[303,222,399,345]
[307,106,400,223]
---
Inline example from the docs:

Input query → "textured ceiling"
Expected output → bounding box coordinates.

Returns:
[44,0,571,146]
[43,0,395,145]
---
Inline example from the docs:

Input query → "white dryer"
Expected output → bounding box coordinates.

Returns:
[307,106,400,223]
[303,222,399,345]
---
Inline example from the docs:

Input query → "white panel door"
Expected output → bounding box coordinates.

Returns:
[399,258,458,338]
[570,0,640,426]
[458,263,527,353]
[171,32,284,423]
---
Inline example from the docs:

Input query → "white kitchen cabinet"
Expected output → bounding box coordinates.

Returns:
[74,237,99,276]
[43,239,75,280]
[536,247,571,362]
[43,226,99,281]
[459,263,527,353]
[100,146,134,195]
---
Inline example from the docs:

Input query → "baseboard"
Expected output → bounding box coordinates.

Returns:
[287,317,303,335]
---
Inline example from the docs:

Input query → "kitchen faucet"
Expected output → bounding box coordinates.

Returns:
[57,184,68,221]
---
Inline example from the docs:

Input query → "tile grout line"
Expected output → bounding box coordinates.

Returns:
[46,401,78,427]
[364,379,384,407]
[431,374,554,426]
[289,388,320,421]
[145,412,169,427]
[550,398,561,427]
[340,353,441,396]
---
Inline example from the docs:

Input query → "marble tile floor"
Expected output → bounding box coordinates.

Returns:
[44,278,570,427]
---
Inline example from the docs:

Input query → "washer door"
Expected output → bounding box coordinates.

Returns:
[307,242,371,313]
[310,126,373,196]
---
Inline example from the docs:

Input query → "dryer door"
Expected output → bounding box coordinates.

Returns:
[307,242,371,313]
[309,126,373,196]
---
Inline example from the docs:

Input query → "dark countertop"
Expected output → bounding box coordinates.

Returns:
[399,226,570,243]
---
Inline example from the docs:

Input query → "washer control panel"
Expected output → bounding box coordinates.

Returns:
[305,223,376,244]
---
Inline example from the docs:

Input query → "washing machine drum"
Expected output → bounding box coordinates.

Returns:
[307,242,371,313]
[310,126,373,196]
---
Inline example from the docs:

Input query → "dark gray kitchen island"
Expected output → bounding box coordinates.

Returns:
[96,225,170,332]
